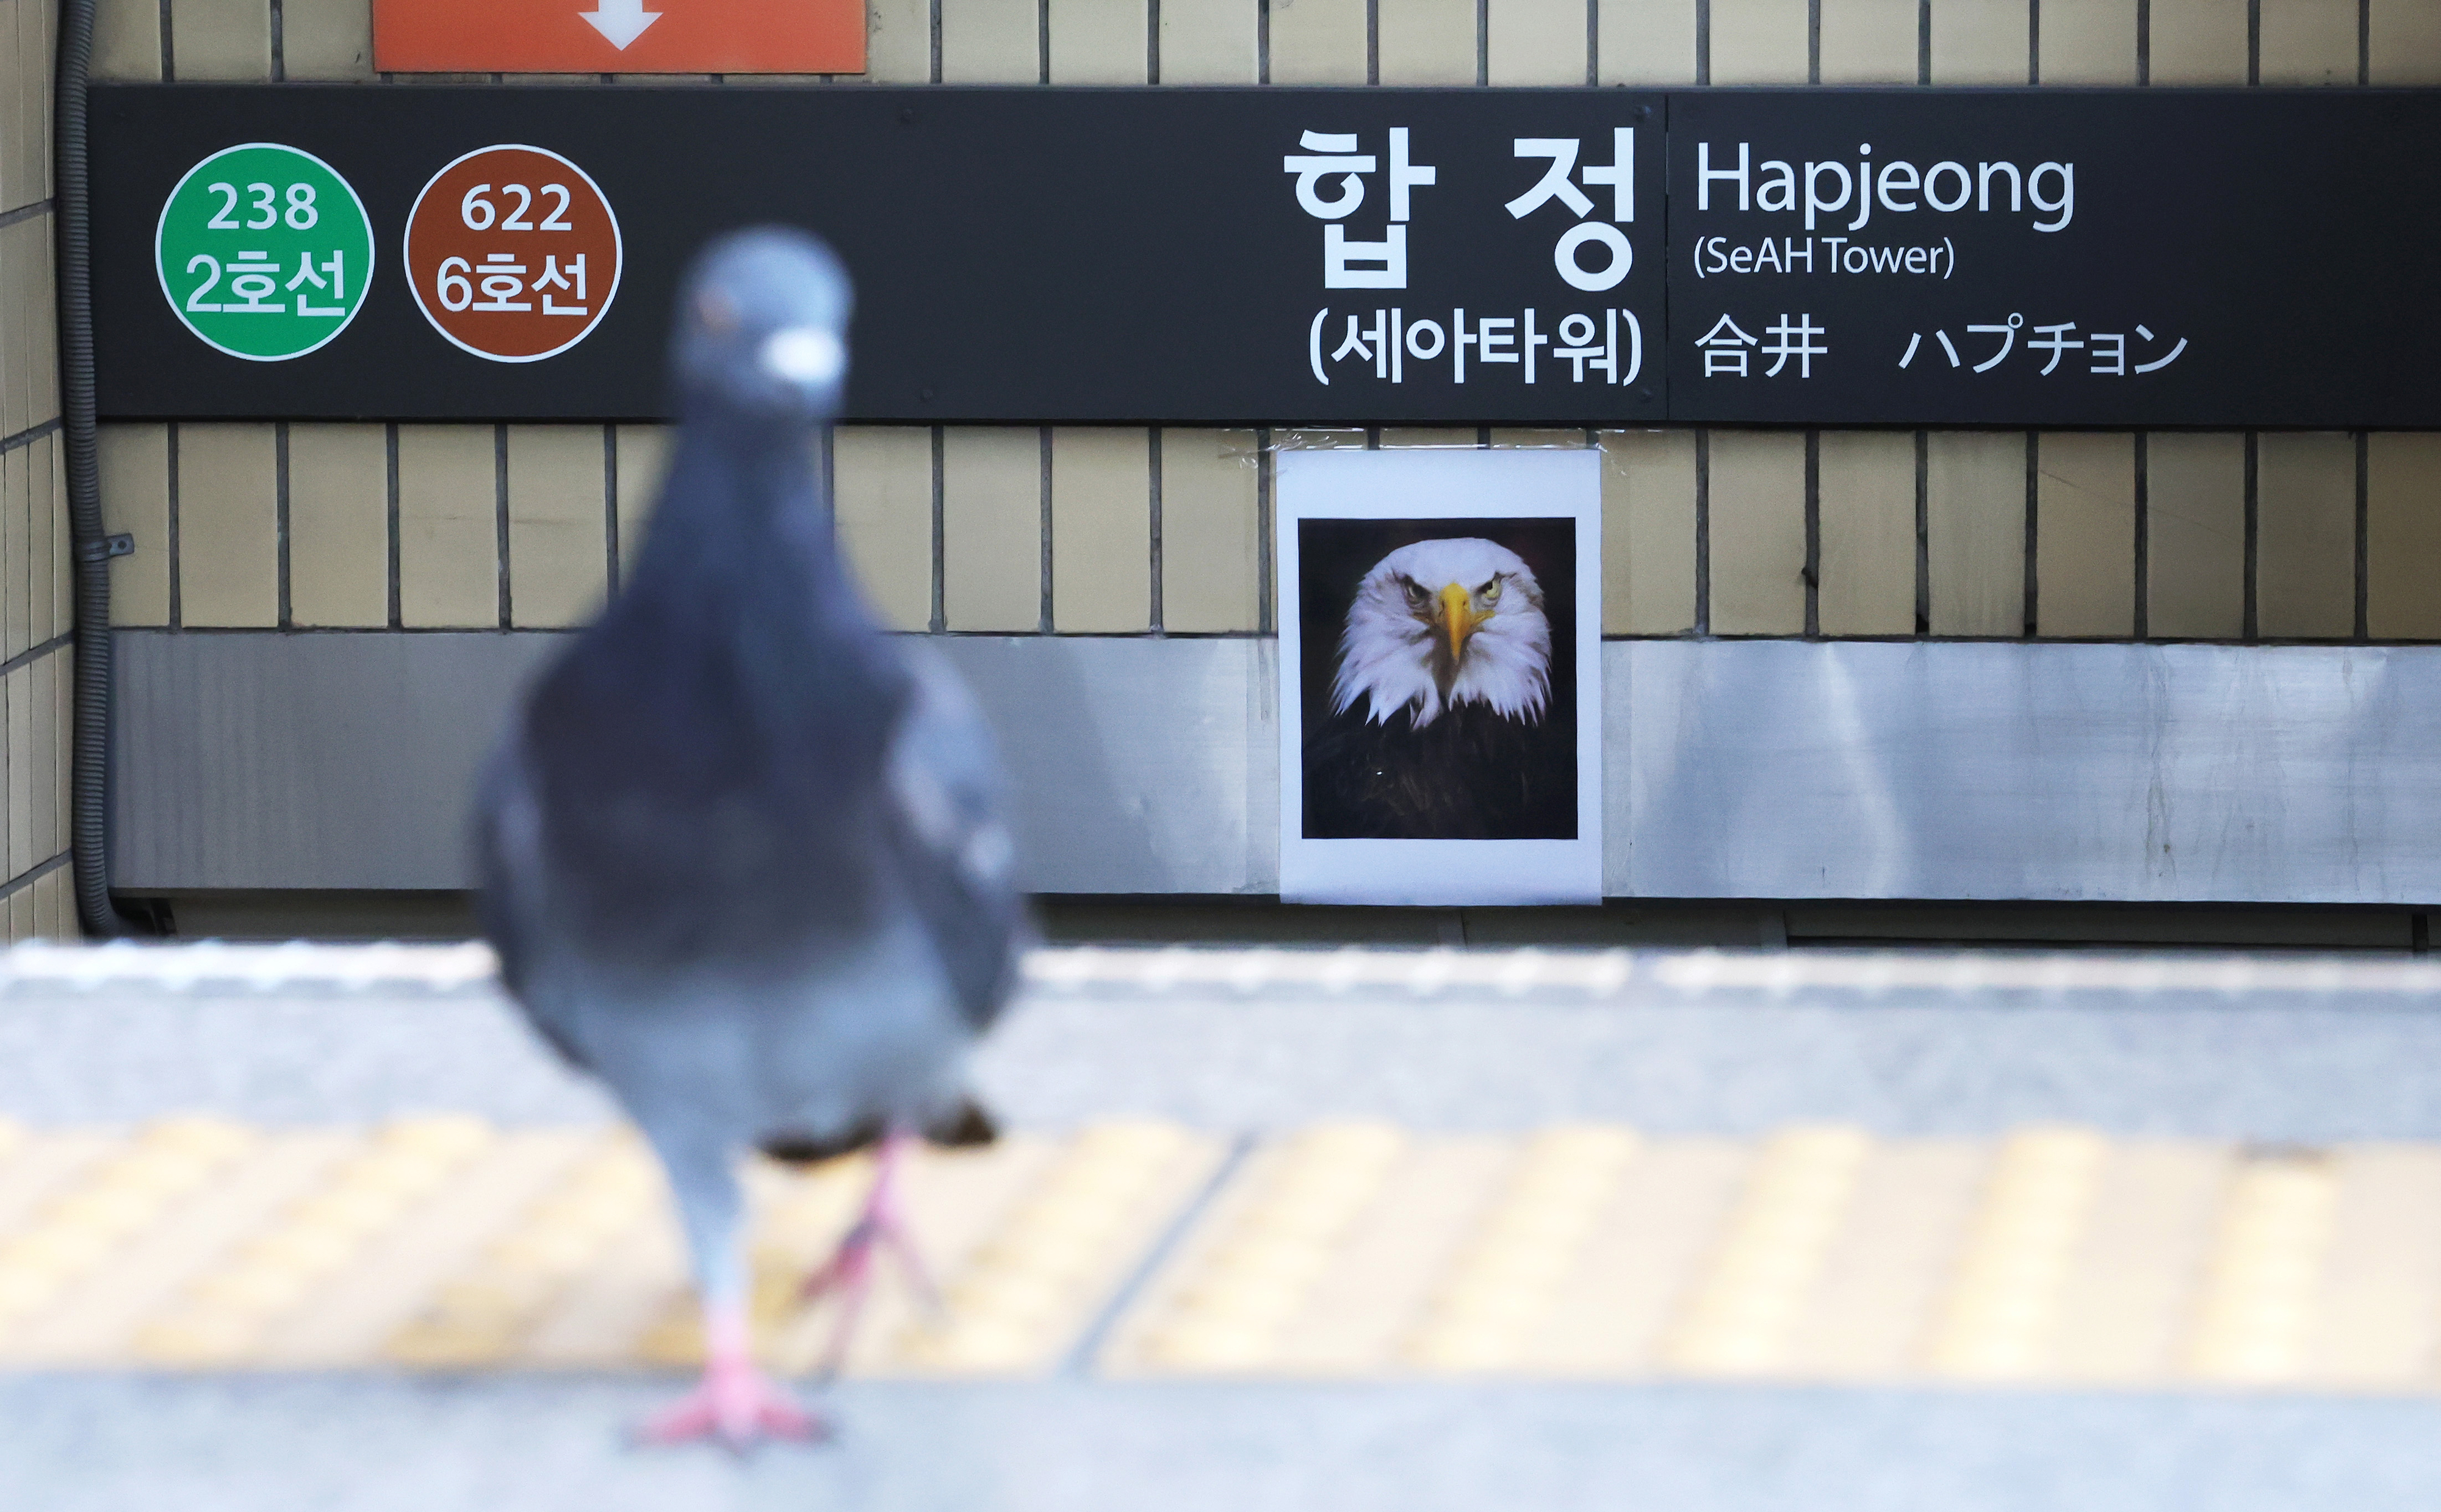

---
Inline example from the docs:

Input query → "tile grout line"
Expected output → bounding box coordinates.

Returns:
[493,425,512,630]
[601,425,621,599]
[1256,428,1274,635]
[274,423,291,630]
[384,424,402,630]
[1038,427,1053,634]
[165,424,181,630]
[2133,433,2149,639]
[2354,431,2370,643]
[929,427,946,634]
[1058,1132,1255,1378]
[1147,428,1164,635]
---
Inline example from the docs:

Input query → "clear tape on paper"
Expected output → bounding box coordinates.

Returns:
[1210,428,1675,481]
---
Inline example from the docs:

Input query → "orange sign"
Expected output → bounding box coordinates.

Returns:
[405,145,622,364]
[374,0,865,74]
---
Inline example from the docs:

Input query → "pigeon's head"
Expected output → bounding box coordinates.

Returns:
[672,227,854,424]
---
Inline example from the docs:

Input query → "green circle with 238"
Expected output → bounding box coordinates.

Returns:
[155,143,376,361]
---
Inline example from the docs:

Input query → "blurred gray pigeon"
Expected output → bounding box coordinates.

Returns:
[474,228,1026,1445]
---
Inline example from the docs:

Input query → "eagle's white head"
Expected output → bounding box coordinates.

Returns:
[1331,538,1551,730]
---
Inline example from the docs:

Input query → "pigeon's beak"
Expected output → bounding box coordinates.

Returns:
[760,326,846,394]
[1438,582,1476,663]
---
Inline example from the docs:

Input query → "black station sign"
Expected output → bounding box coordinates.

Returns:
[86,85,2441,428]
[1664,89,2441,428]
[90,85,1667,425]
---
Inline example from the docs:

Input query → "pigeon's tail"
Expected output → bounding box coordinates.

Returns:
[756,1096,1001,1167]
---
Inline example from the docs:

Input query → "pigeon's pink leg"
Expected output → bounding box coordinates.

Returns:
[800,1129,937,1378]
[636,1300,827,1449]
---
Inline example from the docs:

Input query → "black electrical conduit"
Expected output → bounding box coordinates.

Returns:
[55,0,149,936]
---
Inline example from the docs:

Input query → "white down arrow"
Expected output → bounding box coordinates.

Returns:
[580,0,660,49]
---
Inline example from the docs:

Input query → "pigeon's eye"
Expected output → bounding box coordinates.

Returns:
[1479,577,1501,604]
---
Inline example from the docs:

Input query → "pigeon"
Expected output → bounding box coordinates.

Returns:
[474,228,1027,1445]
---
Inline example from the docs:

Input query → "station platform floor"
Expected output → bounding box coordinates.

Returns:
[8,942,2441,1510]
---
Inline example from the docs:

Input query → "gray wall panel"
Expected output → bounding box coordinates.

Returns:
[1614,640,2441,905]
[111,632,2441,904]
[111,631,1278,895]
[934,637,1278,895]
[112,632,564,890]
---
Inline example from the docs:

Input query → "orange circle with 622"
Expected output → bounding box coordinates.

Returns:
[405,145,622,363]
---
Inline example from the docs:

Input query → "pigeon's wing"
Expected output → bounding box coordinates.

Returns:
[881,648,1028,1032]
[471,732,595,1074]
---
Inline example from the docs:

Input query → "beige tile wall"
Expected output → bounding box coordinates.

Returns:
[1488,0,1587,84]
[63,0,2441,868]
[2033,432,2135,639]
[1599,430,1698,635]
[833,424,933,630]
[149,394,2403,667]
[2255,433,2356,640]
[1820,0,1918,82]
[1048,0,1144,83]
[2041,0,2138,82]
[1710,0,1808,84]
[2144,432,2244,639]
[940,426,1040,632]
[3,0,71,935]
[287,423,386,627]
[1815,431,1914,636]
[1048,427,1150,633]
[394,425,499,628]
[1925,431,2025,638]
[1707,431,1807,635]
[1160,429,1261,633]
[2152,0,2249,82]
[2368,434,2441,640]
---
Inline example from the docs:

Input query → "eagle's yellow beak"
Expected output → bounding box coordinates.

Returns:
[1439,582,1477,661]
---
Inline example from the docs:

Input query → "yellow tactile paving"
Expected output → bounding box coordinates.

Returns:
[1923,1127,2105,1379]
[1665,1126,1873,1376]
[1103,1121,1418,1375]
[2049,1141,2230,1384]
[1783,1139,1986,1380]
[15,1117,2441,1394]
[1403,1126,1640,1372]
[12,1132,358,1364]
[0,1128,120,1240]
[886,1121,1220,1377]
[0,1118,260,1348]
[1105,1125,2441,1394]
[2310,1147,2441,1387]
[389,1129,665,1369]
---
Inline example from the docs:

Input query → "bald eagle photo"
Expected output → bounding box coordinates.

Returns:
[1300,520,1577,840]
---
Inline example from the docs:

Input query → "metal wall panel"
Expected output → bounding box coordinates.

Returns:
[110,631,1280,895]
[110,630,563,890]
[112,631,2441,905]
[1612,640,2441,905]
[936,637,1277,896]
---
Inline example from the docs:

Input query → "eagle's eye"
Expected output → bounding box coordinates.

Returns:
[1479,577,1502,605]
[1401,578,1432,611]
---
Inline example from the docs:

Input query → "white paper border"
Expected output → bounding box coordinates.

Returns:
[1277,448,1604,906]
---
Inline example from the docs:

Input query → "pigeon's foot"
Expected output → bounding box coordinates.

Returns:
[799,1128,937,1378]
[635,1306,828,1450]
